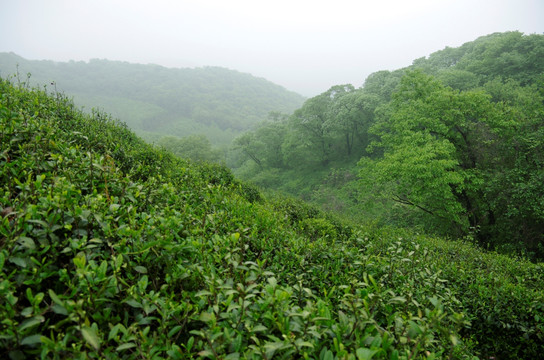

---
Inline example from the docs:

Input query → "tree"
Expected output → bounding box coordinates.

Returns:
[328,90,380,157]
[232,132,264,168]
[231,112,290,170]
[479,78,544,252]
[360,70,544,256]
[254,117,288,169]
[288,90,335,166]
[359,71,503,236]
[362,70,404,102]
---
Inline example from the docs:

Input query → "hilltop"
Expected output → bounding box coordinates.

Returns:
[1,72,543,358]
[0,53,305,146]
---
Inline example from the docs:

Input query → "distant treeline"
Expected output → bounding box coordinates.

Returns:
[0,53,305,146]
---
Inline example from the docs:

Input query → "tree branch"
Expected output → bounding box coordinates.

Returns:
[392,195,439,217]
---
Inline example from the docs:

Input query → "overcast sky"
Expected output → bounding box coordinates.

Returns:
[1,0,543,96]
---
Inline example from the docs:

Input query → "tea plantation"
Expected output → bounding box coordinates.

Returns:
[1,78,543,359]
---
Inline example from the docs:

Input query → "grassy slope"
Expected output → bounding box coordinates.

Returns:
[1,79,543,359]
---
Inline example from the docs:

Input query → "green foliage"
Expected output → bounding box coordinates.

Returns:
[454,32,544,86]
[0,53,305,146]
[410,31,544,87]
[299,218,338,242]
[158,135,223,163]
[360,71,488,235]
[2,32,544,359]
[359,69,544,255]
[232,31,544,259]
[231,85,378,175]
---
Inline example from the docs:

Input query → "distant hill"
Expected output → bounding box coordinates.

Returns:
[0,53,306,145]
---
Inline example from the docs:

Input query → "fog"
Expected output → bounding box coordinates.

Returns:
[1,0,543,96]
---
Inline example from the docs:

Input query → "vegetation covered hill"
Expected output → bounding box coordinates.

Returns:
[230,31,544,260]
[0,53,305,146]
[1,73,543,358]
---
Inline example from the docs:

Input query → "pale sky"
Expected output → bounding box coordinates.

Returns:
[1,0,543,96]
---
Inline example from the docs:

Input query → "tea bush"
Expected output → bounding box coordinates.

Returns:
[1,78,542,359]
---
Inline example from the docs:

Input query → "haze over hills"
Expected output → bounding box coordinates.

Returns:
[0,53,306,146]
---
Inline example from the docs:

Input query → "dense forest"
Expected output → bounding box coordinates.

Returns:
[0,53,305,148]
[230,31,544,260]
[1,70,543,359]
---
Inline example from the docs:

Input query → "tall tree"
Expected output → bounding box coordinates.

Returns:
[232,132,264,168]
[328,90,380,157]
[359,71,505,236]
[288,90,335,166]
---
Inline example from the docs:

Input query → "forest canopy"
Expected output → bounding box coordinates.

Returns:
[0,53,305,146]
[231,31,544,259]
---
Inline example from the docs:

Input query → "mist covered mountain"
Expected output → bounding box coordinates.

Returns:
[0,53,305,145]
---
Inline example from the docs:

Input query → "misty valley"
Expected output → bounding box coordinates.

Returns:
[1,31,543,359]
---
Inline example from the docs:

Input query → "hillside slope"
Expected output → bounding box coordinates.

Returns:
[1,78,543,359]
[231,31,544,258]
[0,53,305,145]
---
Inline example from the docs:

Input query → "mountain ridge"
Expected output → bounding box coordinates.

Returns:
[0,52,306,145]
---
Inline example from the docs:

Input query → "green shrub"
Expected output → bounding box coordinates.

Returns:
[300,218,338,241]
[1,76,542,359]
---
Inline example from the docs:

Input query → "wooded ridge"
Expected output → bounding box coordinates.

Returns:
[0,53,305,146]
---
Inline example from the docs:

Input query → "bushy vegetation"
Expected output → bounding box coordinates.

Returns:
[157,135,223,164]
[231,31,544,260]
[1,72,543,359]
